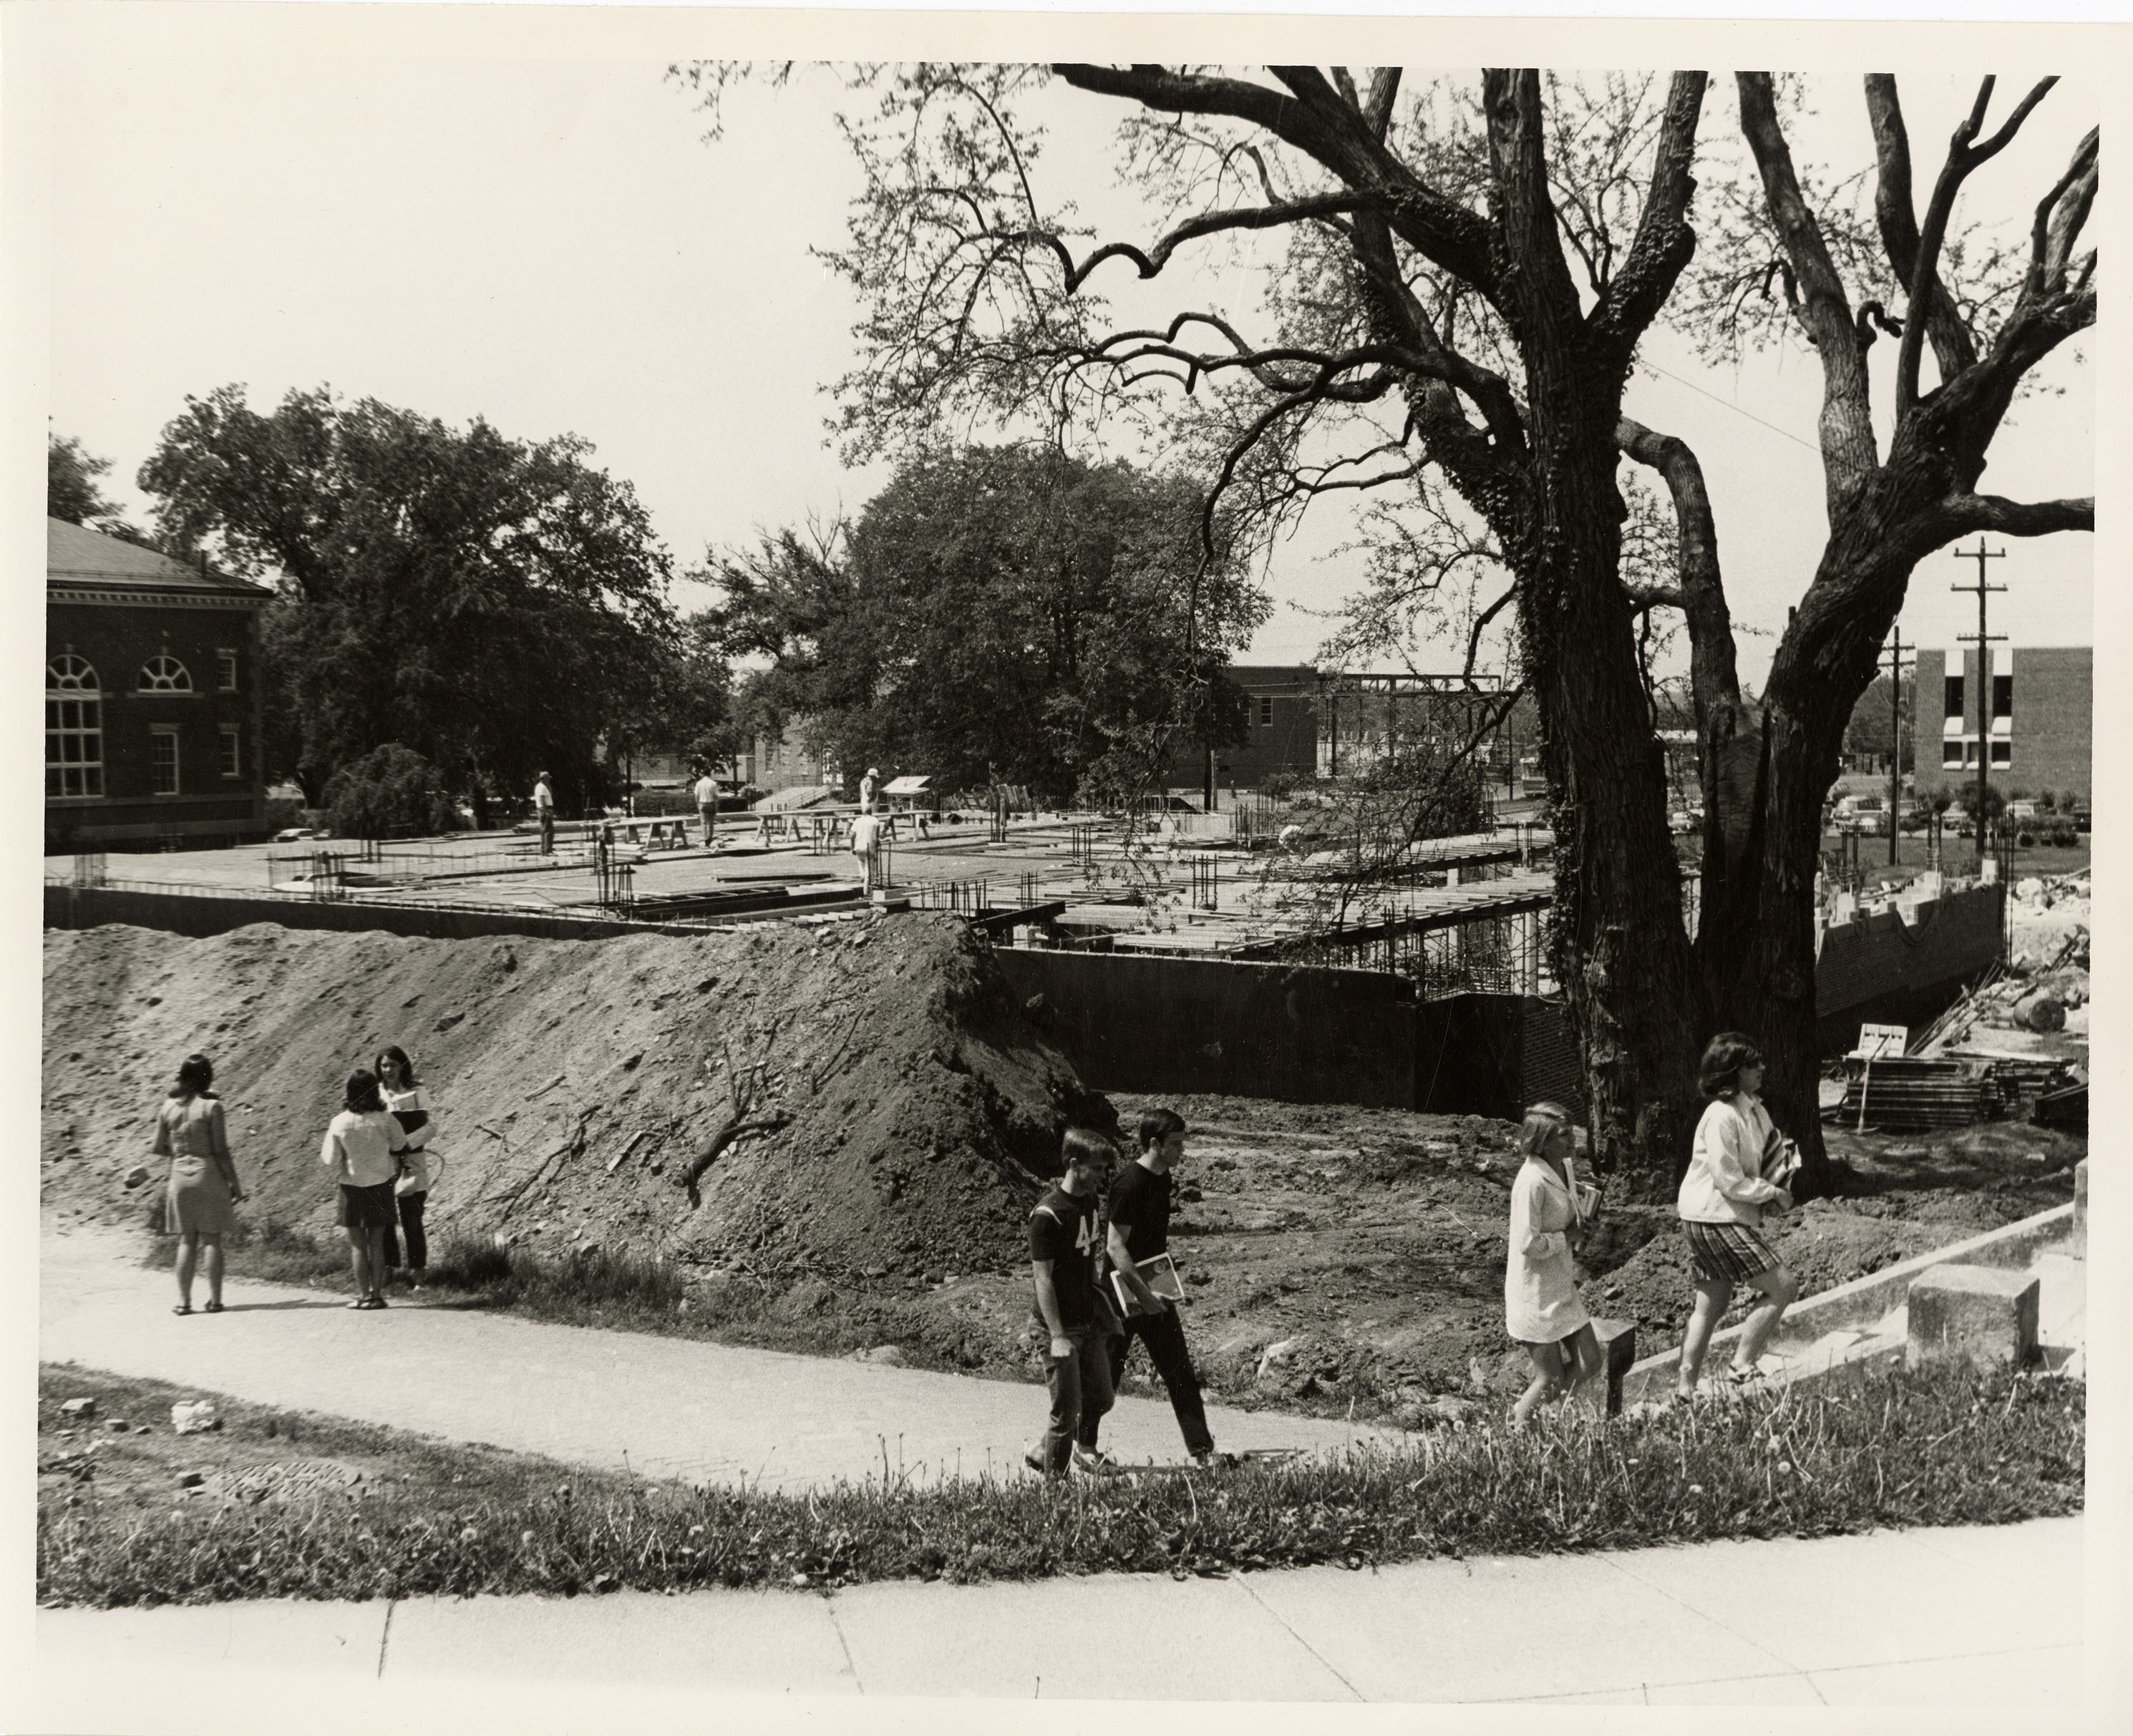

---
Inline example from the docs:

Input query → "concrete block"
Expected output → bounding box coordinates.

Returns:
[1573,1317,1635,1415]
[1905,1264,2039,1370]
[2071,1157,2087,1257]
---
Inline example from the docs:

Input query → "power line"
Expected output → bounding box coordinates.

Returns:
[1638,361,1820,452]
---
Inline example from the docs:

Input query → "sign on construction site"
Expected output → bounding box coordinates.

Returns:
[1854,1023,1909,1059]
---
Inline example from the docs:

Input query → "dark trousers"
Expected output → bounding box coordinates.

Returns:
[538,809,555,853]
[1087,1305,1214,1457]
[1041,1327,1115,1475]
[382,1191,427,1271]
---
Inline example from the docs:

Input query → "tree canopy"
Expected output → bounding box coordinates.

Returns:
[48,431,150,544]
[707,443,1264,805]
[138,385,684,812]
[682,64,2094,1193]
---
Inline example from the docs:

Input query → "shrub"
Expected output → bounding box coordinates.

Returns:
[322,744,460,840]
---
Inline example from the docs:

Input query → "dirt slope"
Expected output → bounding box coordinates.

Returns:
[42,915,1112,1277]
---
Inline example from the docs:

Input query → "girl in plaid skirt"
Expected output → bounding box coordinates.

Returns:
[1676,1033,1801,1399]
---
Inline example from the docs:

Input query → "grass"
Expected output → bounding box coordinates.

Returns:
[38,1357,2083,1609]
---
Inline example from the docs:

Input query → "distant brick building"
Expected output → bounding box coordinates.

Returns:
[1911,645,2090,806]
[45,518,273,854]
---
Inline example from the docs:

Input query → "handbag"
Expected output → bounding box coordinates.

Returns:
[146,1177,170,1235]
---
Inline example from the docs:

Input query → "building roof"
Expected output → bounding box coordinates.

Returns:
[47,517,273,600]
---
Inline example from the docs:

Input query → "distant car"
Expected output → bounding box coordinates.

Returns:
[272,827,316,844]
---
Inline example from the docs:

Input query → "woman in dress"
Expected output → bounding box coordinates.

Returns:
[1504,1101,1603,1428]
[321,1069,408,1310]
[376,1045,437,1289]
[154,1052,243,1315]
[1674,1033,1802,1400]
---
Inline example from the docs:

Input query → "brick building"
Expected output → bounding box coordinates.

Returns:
[1911,645,2091,806]
[45,518,273,854]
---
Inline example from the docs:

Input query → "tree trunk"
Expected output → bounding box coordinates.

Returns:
[1517,379,1708,1201]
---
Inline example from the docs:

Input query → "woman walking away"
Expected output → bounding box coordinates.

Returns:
[376,1045,437,1289]
[1505,1101,1603,1428]
[321,1070,408,1310]
[155,1053,243,1315]
[1675,1033,1802,1400]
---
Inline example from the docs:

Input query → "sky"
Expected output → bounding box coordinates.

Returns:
[25,11,2101,690]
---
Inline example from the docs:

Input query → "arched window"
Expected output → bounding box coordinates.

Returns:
[139,655,193,693]
[46,656,104,797]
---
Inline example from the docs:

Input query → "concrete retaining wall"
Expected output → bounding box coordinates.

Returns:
[43,883,686,945]
[993,948,1419,1108]
[1620,1201,2074,1405]
[1813,882,2004,1053]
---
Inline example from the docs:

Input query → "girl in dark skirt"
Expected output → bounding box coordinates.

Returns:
[1675,1033,1802,1398]
[320,1069,409,1310]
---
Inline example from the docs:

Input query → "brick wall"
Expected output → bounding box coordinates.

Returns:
[46,598,266,851]
[1913,645,2089,804]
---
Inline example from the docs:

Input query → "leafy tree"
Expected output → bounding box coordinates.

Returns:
[48,431,152,544]
[607,611,744,790]
[137,386,679,816]
[708,444,1265,807]
[681,65,2093,1196]
[321,743,459,840]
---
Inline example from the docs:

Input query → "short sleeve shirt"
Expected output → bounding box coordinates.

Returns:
[1029,1186,1101,1329]
[1107,1161,1172,1266]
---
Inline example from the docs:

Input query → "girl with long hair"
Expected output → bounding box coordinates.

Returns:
[153,1052,244,1315]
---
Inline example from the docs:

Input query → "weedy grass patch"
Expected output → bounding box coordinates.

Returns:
[39,1359,2082,1608]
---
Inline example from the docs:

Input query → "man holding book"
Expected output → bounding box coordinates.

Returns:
[1084,1107,1229,1468]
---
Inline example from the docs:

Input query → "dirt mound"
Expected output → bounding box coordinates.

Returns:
[42,915,1112,1278]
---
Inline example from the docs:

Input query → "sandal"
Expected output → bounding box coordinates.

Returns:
[1725,1364,1765,1388]
[203,1300,225,1314]
[173,1303,193,1316]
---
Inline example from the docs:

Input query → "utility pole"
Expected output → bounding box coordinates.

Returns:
[1951,540,2007,872]
[1882,628,1913,867]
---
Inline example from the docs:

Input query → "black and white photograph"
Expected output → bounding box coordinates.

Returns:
[11,2,2128,1729]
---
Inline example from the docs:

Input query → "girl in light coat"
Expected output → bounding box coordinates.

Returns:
[1505,1101,1603,1427]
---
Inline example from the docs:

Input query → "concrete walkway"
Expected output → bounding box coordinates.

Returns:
[29,1519,2088,1712]
[39,1224,1390,1489]
[34,1225,2113,1722]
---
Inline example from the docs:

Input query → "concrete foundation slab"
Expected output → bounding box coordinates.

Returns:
[1906,1263,2041,1369]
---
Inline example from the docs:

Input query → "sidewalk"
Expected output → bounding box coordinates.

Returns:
[29,1518,2085,1711]
[32,1225,2107,1720]
[39,1224,1389,1488]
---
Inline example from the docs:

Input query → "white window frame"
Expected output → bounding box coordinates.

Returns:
[150,726,181,796]
[46,655,105,799]
[218,725,243,780]
[139,655,194,693]
[215,649,239,692]
[1258,696,1274,727]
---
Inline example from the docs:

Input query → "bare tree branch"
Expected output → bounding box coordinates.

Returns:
[1593,71,1709,359]
[1737,73,1880,512]
[1895,76,2058,412]
[1863,74,1978,384]
[1014,193,1386,295]
[1942,493,2094,538]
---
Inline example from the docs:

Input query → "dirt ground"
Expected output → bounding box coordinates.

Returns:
[44,916,2085,1433]
[42,915,1106,1282]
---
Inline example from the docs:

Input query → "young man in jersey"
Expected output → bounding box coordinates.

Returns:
[1084,1106,1230,1468]
[1026,1126,1119,1478]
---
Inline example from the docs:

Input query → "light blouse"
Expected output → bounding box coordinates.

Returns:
[320,1108,407,1189]
[1677,1093,1787,1228]
[384,1086,434,1195]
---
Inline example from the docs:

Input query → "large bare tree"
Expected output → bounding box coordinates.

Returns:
[678,64,2094,1195]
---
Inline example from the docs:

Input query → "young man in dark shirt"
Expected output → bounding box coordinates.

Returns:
[1026,1126,1119,1478]
[1084,1106,1228,1467]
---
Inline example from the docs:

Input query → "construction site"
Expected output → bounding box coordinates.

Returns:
[42,775,2088,1422]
